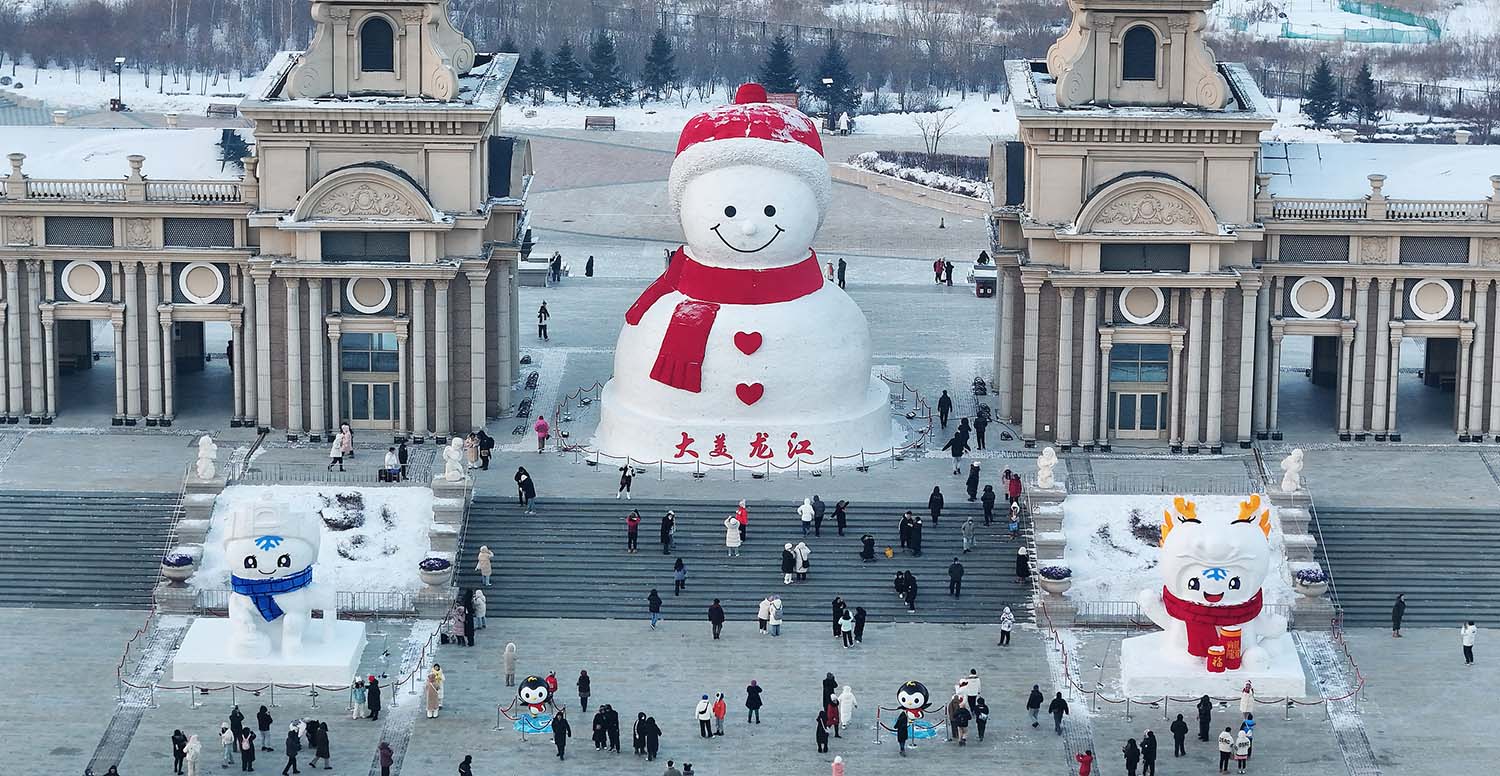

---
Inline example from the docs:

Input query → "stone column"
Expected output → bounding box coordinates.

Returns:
[1056,287,1074,448]
[1020,277,1043,445]
[1236,279,1259,446]
[308,279,326,439]
[1467,281,1490,439]
[1206,288,1226,451]
[1169,333,1185,449]
[327,322,342,431]
[230,313,244,423]
[494,260,514,414]
[159,307,174,422]
[1252,282,1271,437]
[395,330,408,437]
[1489,281,1500,439]
[241,270,257,425]
[1337,323,1355,438]
[411,280,429,441]
[1079,288,1099,448]
[1097,334,1113,450]
[469,269,488,431]
[1349,278,1371,438]
[144,263,163,423]
[509,270,520,371]
[3,261,22,418]
[254,275,272,429]
[111,313,126,422]
[0,305,8,419]
[434,279,452,440]
[40,305,55,419]
[998,270,1016,420]
[285,279,303,439]
[1269,323,1284,438]
[1371,279,1393,437]
[1183,288,1205,451]
[26,260,44,420]
[1386,322,1404,440]
[1457,327,1474,439]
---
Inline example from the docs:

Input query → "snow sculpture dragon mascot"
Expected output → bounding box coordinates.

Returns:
[594,82,890,465]
[1137,495,1288,671]
[224,494,336,659]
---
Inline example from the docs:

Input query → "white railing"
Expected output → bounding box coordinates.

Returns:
[24,178,127,201]
[1386,200,1489,220]
[145,180,242,203]
[1271,198,1369,219]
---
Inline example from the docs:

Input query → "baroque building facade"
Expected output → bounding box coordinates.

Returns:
[0,0,531,442]
[991,0,1500,450]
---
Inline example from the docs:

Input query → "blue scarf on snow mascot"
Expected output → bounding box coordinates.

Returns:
[230,567,314,622]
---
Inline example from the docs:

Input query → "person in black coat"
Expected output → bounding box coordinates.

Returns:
[282,726,301,775]
[398,441,410,479]
[745,681,764,723]
[981,485,997,525]
[172,729,188,774]
[515,467,536,512]
[1015,546,1031,583]
[781,544,796,584]
[1196,695,1213,741]
[895,709,911,756]
[660,513,675,555]
[1123,738,1140,776]
[603,705,621,752]
[256,706,273,751]
[1170,713,1190,756]
[642,716,662,761]
[927,487,944,525]
[941,432,968,475]
[833,500,849,536]
[815,711,831,752]
[909,517,924,557]
[830,598,846,638]
[903,572,918,611]
[1141,730,1159,776]
[1027,685,1046,727]
[853,607,867,643]
[367,678,381,721]
[577,670,591,712]
[973,696,990,740]
[1392,593,1406,637]
[811,495,826,536]
[708,599,726,640]
[1048,692,1069,735]
[229,705,246,741]
[974,413,989,450]
[944,260,954,286]
[898,511,913,549]
[458,755,473,776]
[552,710,572,760]
[860,534,876,562]
[948,558,964,598]
[631,712,646,755]
[822,673,838,708]
[894,570,908,599]
[965,462,981,501]
[463,596,476,647]
[937,390,953,428]
[647,589,663,630]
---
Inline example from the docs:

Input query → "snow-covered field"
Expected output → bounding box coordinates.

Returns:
[1061,494,1296,607]
[193,485,435,595]
[847,151,988,198]
[0,126,247,180]
[0,63,256,114]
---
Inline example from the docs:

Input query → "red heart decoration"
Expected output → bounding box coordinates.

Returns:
[736,383,764,406]
[734,331,763,355]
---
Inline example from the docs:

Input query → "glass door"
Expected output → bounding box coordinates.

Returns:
[345,381,398,429]
[1109,391,1167,439]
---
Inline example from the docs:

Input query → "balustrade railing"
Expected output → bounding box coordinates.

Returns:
[1386,200,1489,220]
[3,177,246,203]
[25,178,127,201]
[145,180,243,203]
[1271,198,1369,219]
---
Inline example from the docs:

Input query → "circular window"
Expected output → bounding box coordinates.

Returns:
[60,260,107,303]
[177,262,225,305]
[1408,278,1455,322]
[346,277,393,314]
[1117,286,1165,325]
[1288,276,1337,319]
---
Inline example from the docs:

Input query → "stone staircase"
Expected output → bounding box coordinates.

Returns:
[0,490,179,609]
[456,496,1031,623]
[1314,505,1500,627]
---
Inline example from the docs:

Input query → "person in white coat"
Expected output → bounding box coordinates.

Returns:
[1239,682,1254,719]
[756,596,773,634]
[768,596,784,637]
[798,498,815,537]
[695,694,714,738]
[326,434,345,472]
[836,685,858,731]
[724,516,743,557]
[184,733,202,776]
[1462,621,1478,664]
[475,545,494,586]
[219,724,235,767]
[793,541,811,582]
[998,606,1016,646]
[472,588,487,629]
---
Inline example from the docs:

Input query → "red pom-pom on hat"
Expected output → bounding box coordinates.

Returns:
[734,83,769,104]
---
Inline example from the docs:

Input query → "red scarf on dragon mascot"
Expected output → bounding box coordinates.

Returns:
[1161,587,1263,657]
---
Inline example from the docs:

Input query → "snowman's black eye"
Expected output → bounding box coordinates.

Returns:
[1188,578,1200,590]
[764,205,776,217]
[724,205,737,217]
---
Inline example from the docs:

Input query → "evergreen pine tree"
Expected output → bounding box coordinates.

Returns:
[1352,61,1383,125]
[1303,56,1339,129]
[550,41,586,103]
[757,32,800,93]
[810,39,859,128]
[217,129,250,171]
[641,28,678,101]
[585,31,630,106]
[503,40,528,102]
[525,48,548,104]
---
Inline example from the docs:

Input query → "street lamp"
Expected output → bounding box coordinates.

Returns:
[111,57,126,110]
[821,77,835,130]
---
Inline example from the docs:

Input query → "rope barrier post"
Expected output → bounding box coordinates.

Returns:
[828,456,833,478]
[1125,697,1132,721]
[269,683,277,708]
[117,675,125,704]
[189,684,198,709]
[1284,699,1292,721]
[309,686,319,710]
[1092,683,1101,712]
[231,683,237,707]
[795,458,801,479]
[732,460,736,482]
[150,682,158,710]
[1163,696,1169,720]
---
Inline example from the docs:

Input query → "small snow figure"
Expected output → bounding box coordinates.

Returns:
[1036,446,1059,489]
[1279,448,1305,492]
[674,432,699,459]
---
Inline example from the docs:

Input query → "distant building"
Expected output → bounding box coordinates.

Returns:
[0,0,533,441]
[991,0,1500,449]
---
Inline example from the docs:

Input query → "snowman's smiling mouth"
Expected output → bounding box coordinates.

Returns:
[711,224,783,253]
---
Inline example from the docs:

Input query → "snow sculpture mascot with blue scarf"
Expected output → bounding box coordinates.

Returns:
[225,495,335,659]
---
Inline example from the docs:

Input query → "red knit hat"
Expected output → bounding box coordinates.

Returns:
[669,83,831,218]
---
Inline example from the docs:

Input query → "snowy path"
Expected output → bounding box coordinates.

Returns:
[1296,630,1381,776]
[364,620,440,776]
[87,614,190,772]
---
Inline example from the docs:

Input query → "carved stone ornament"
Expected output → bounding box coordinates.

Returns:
[124,218,152,248]
[401,8,425,22]
[1095,193,1198,227]
[1361,236,1394,264]
[308,182,421,220]
[1481,237,1500,266]
[4,216,33,246]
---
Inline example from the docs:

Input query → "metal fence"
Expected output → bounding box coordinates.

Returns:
[1248,66,1500,121]
[193,589,453,616]
[1065,472,1260,495]
[230,461,432,487]
[1073,599,1294,627]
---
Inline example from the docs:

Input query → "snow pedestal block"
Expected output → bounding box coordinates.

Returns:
[170,617,366,686]
[1266,488,1311,509]
[1034,591,1077,625]
[1292,597,1337,629]
[155,582,198,614]
[185,474,228,497]
[1119,631,1308,699]
[1029,486,1068,508]
[1031,503,1064,533]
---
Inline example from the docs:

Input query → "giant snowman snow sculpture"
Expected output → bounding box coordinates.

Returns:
[594,83,891,465]
[222,494,336,659]
[1120,494,1306,697]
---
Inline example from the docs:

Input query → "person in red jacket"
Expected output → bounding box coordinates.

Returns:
[1007,472,1023,505]
[1077,749,1095,776]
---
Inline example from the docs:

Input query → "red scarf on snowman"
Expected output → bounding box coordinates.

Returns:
[1162,587,1263,657]
[625,247,824,392]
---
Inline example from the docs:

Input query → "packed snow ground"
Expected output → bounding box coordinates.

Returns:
[193,485,435,595]
[0,126,249,180]
[0,63,256,114]
[1060,494,1296,607]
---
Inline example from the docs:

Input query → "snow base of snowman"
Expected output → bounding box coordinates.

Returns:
[170,617,367,686]
[1119,630,1308,698]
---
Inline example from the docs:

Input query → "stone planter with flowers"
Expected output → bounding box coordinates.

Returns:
[1038,565,1073,596]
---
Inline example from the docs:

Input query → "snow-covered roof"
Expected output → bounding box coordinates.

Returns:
[2,127,252,181]
[1006,59,1275,121]
[1260,141,1500,200]
[244,51,514,113]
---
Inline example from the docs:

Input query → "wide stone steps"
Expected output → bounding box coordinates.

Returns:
[0,491,178,609]
[457,497,1029,624]
[1315,506,1500,627]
